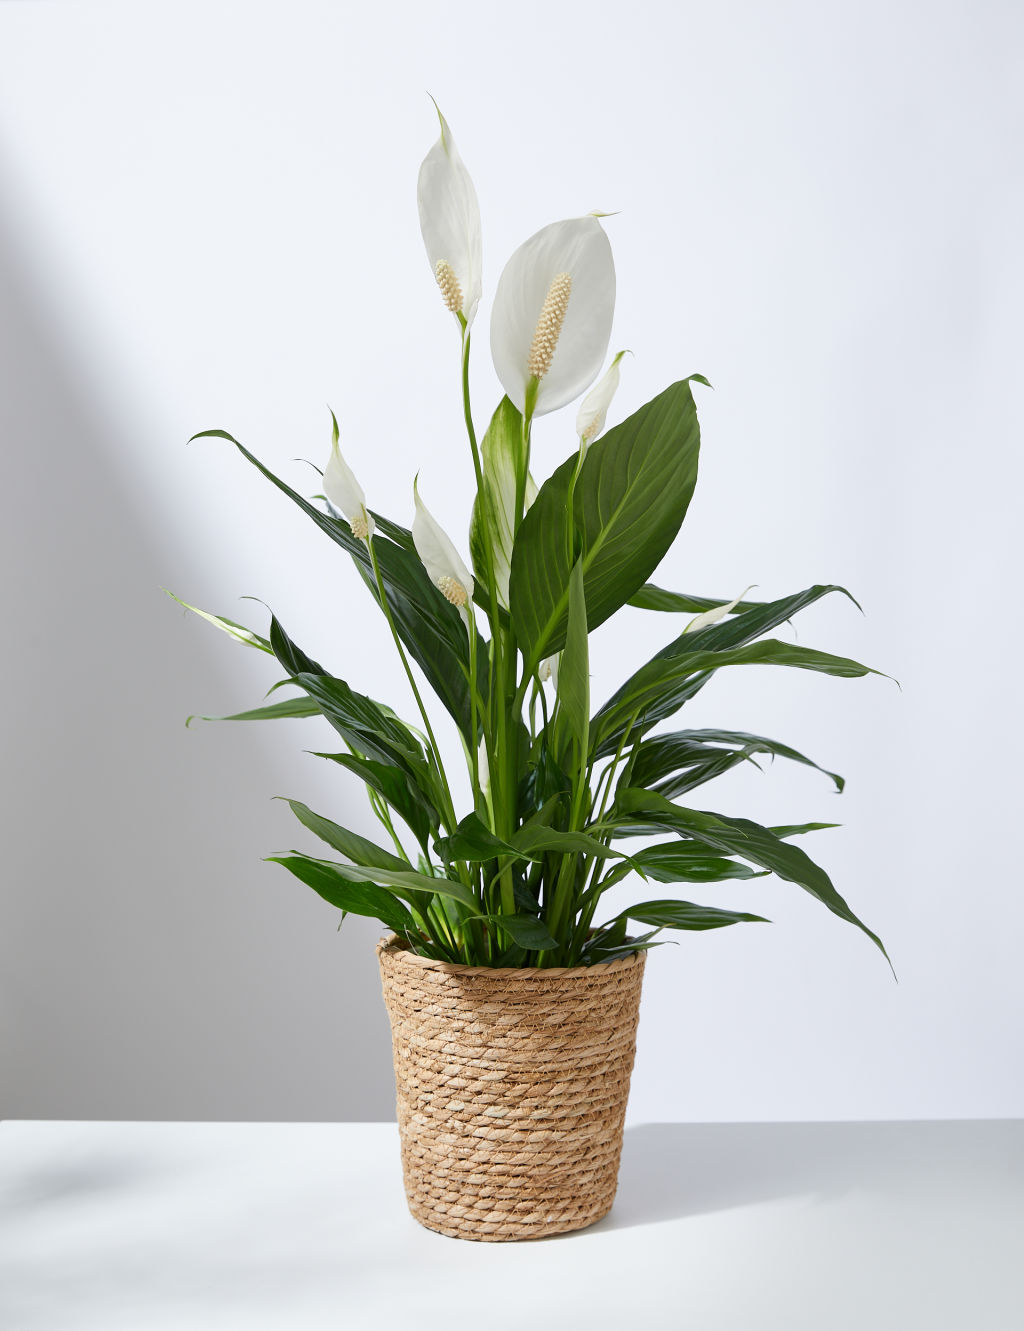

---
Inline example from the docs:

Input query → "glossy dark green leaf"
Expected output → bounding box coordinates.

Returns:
[630,842,768,883]
[770,822,841,839]
[593,637,880,757]
[281,852,476,909]
[509,379,703,667]
[486,914,558,950]
[674,729,844,793]
[310,752,437,848]
[190,428,484,738]
[349,532,489,742]
[269,614,325,678]
[518,743,572,822]
[626,737,755,800]
[613,898,769,931]
[613,788,889,962]
[293,672,421,767]
[433,812,622,866]
[282,799,410,872]
[293,672,445,819]
[628,586,767,614]
[594,584,864,754]
[434,812,514,864]
[267,854,416,935]
[512,825,622,861]
[580,928,665,963]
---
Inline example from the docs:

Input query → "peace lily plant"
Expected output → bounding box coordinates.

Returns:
[177,107,888,971]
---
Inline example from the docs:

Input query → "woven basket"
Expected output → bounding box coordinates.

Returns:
[377,936,646,1241]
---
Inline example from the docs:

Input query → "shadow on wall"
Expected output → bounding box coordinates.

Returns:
[0,179,395,1122]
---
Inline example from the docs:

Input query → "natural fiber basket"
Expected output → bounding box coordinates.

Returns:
[377,935,646,1241]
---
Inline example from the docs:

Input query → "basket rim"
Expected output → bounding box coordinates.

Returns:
[377,933,646,979]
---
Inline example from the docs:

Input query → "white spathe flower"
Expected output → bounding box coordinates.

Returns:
[323,414,374,541]
[683,587,755,634]
[412,479,474,624]
[538,653,560,687]
[477,736,490,798]
[490,215,615,418]
[576,349,630,447]
[417,102,483,326]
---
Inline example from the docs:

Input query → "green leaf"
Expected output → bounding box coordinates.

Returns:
[268,614,325,678]
[281,853,476,909]
[630,843,769,883]
[594,584,864,754]
[770,822,840,839]
[350,529,489,741]
[433,812,514,864]
[593,637,881,757]
[613,788,889,963]
[186,695,322,726]
[432,812,624,866]
[511,825,624,861]
[614,898,769,931]
[469,396,524,610]
[509,378,703,666]
[486,914,558,950]
[293,672,422,768]
[310,752,438,849]
[191,428,484,739]
[659,584,862,655]
[672,728,844,793]
[292,672,447,820]
[626,736,755,800]
[165,591,274,653]
[552,559,590,766]
[282,799,410,872]
[518,743,572,822]
[628,586,767,614]
[580,927,665,963]
[268,854,416,935]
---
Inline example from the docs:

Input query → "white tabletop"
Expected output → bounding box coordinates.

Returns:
[1,1119,1021,1330]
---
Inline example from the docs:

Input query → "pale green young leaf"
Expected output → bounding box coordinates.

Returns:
[165,590,273,653]
[469,396,524,609]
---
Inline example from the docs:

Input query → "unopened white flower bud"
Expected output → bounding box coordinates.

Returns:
[683,587,755,634]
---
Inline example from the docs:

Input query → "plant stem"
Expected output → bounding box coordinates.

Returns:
[459,319,484,495]
[367,536,458,833]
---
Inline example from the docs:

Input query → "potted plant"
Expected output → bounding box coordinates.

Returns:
[175,107,888,1242]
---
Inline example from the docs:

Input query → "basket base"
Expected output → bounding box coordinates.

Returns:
[408,1194,615,1242]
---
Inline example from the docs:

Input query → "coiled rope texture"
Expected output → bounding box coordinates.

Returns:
[378,937,646,1241]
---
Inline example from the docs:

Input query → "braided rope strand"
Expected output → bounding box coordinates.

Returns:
[378,937,646,1241]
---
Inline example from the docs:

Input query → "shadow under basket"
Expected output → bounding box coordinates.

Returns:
[377,936,646,1242]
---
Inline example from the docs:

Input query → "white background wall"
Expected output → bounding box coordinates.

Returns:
[1,0,1021,1124]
